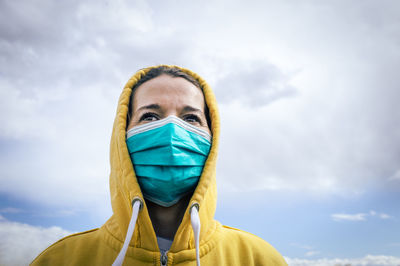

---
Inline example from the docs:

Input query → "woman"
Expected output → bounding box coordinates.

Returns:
[32,65,287,265]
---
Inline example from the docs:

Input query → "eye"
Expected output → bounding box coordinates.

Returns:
[183,114,201,124]
[139,112,159,122]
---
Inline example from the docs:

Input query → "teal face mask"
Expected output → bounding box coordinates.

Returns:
[126,115,212,207]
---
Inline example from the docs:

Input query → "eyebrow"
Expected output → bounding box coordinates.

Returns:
[136,104,161,113]
[182,105,203,114]
[136,104,203,114]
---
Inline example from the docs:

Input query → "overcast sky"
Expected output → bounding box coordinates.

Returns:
[1,0,400,265]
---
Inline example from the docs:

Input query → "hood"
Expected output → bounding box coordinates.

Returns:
[106,65,220,253]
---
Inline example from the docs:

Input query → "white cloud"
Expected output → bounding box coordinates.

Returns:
[332,213,367,222]
[332,210,392,222]
[304,250,320,257]
[379,213,391,220]
[213,60,297,106]
[290,243,320,258]
[389,170,400,181]
[192,1,400,196]
[285,255,400,266]
[0,0,185,211]
[0,217,71,266]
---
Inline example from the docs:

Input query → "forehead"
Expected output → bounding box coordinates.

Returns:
[132,75,205,110]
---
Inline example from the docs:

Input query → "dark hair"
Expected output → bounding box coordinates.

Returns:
[128,66,211,128]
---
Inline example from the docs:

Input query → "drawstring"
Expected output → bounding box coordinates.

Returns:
[112,199,200,266]
[190,204,201,266]
[112,198,142,266]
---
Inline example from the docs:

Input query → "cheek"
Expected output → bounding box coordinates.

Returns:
[204,126,211,135]
[126,114,137,131]
[199,119,211,135]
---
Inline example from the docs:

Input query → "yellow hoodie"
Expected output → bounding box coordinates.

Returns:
[31,65,287,266]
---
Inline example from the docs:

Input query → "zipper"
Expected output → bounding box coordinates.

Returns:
[160,251,168,266]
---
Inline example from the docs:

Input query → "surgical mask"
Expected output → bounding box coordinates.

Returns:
[126,115,211,207]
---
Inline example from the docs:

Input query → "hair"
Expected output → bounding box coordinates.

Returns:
[128,66,211,128]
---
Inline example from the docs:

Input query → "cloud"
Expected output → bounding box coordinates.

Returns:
[291,243,320,258]
[0,0,197,210]
[213,60,297,106]
[304,250,319,257]
[389,170,400,181]
[379,213,391,220]
[0,217,71,266]
[332,213,367,222]
[285,255,400,266]
[331,210,392,222]
[196,1,400,196]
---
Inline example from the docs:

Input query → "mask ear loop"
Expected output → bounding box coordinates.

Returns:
[190,203,201,266]
[112,198,143,266]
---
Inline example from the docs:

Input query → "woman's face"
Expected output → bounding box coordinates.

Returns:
[127,74,211,135]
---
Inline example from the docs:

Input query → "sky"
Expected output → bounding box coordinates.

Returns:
[1,0,400,265]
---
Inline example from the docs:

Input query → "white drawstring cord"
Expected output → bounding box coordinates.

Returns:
[112,199,142,266]
[190,204,201,266]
